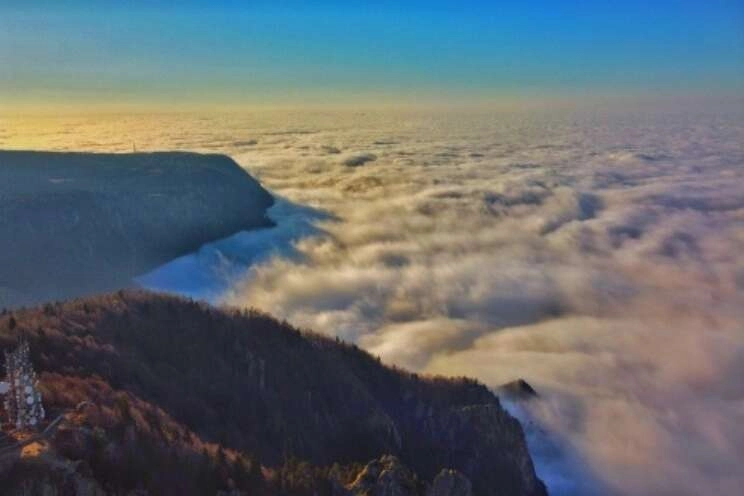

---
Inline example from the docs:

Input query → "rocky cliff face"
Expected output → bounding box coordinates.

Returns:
[347,455,422,495]
[0,291,547,495]
[0,151,274,308]
[344,455,473,496]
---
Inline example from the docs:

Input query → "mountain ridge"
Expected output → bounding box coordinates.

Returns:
[0,290,547,495]
[0,150,274,308]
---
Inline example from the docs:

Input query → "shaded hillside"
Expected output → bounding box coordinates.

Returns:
[0,291,547,496]
[0,151,274,308]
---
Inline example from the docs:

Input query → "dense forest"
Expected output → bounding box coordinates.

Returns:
[0,291,546,495]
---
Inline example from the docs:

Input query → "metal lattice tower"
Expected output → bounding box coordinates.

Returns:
[2,340,45,429]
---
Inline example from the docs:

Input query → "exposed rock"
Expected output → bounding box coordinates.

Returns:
[346,458,473,496]
[498,379,539,400]
[427,469,472,496]
[349,455,420,496]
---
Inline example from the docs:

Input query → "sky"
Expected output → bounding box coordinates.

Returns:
[1,1,742,109]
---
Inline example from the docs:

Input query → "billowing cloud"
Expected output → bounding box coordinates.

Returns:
[3,106,743,495]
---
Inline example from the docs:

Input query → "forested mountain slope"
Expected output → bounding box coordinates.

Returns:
[0,291,546,496]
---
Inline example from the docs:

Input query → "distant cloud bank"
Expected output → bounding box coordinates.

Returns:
[3,105,743,495]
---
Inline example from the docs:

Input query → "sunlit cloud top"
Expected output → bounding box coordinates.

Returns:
[1,0,742,109]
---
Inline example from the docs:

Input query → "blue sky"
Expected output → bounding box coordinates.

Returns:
[1,1,742,107]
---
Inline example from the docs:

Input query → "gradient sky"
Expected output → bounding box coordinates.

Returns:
[1,0,742,108]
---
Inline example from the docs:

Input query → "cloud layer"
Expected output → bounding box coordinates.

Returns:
[3,106,743,495]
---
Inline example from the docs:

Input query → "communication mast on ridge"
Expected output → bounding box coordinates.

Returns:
[1,340,45,430]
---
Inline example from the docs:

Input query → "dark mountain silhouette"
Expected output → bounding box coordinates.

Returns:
[0,151,274,308]
[0,291,547,496]
[499,379,539,400]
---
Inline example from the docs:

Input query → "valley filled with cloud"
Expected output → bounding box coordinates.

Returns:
[3,105,743,495]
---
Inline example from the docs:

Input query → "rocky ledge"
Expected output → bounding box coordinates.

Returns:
[346,455,474,496]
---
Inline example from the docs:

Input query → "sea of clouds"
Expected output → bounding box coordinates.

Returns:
[3,105,743,495]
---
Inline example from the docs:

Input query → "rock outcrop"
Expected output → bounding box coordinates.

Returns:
[344,457,473,496]
[348,455,420,496]
[498,379,539,400]
[0,151,274,308]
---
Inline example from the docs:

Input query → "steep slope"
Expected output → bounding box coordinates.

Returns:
[0,151,274,308]
[0,291,547,495]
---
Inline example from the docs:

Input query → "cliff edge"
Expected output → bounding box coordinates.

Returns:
[0,151,274,307]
